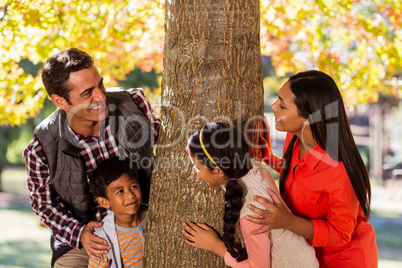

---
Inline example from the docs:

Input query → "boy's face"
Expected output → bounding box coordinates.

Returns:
[98,173,142,218]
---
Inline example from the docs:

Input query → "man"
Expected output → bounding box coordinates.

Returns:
[23,48,159,267]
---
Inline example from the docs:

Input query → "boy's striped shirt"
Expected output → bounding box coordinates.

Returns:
[88,224,145,268]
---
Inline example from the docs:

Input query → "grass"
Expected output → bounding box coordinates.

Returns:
[0,206,51,267]
[1,168,29,196]
[0,168,52,267]
[370,210,402,264]
[1,167,402,267]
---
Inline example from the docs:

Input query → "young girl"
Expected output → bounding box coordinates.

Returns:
[182,122,318,267]
[247,70,378,267]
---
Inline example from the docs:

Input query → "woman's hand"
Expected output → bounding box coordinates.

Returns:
[182,221,226,258]
[246,188,314,240]
[257,116,282,171]
[246,188,292,235]
[256,116,272,160]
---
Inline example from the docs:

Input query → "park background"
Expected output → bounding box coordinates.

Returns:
[1,0,402,267]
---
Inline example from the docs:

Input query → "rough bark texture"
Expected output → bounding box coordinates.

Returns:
[145,0,264,266]
[0,166,3,192]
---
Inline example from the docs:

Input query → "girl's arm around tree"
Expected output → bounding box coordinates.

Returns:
[182,222,226,258]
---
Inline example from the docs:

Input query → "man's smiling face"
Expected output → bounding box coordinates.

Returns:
[63,65,108,125]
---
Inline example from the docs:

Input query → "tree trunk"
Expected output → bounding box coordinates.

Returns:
[0,165,3,192]
[145,0,263,266]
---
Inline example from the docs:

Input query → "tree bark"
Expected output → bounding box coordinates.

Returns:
[145,0,263,266]
[0,165,3,192]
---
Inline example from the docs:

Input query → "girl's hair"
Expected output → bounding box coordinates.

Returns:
[187,122,252,262]
[280,70,372,219]
[90,157,139,199]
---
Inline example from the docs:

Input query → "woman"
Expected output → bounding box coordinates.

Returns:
[247,70,378,267]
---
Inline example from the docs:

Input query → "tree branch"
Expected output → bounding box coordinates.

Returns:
[0,0,12,22]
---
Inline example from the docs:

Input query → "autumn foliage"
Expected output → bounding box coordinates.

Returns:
[1,0,401,126]
[0,0,164,126]
[260,0,402,105]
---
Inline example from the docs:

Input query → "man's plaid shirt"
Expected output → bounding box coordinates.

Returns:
[23,88,160,249]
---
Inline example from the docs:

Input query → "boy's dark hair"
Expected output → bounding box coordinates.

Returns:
[41,47,94,104]
[90,157,140,199]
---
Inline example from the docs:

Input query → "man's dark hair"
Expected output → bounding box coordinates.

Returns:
[90,157,139,199]
[41,48,94,104]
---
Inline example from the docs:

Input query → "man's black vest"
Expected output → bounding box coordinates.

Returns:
[34,89,154,265]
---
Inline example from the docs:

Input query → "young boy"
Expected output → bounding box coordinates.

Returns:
[88,157,147,268]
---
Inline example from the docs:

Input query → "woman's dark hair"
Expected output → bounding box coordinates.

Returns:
[187,122,252,262]
[280,70,372,219]
[90,157,139,199]
[41,48,94,104]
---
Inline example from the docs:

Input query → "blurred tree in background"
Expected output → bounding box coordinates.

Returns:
[385,102,402,166]
[260,0,402,102]
[1,0,401,126]
[0,0,165,191]
[0,0,164,126]
[0,0,401,173]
